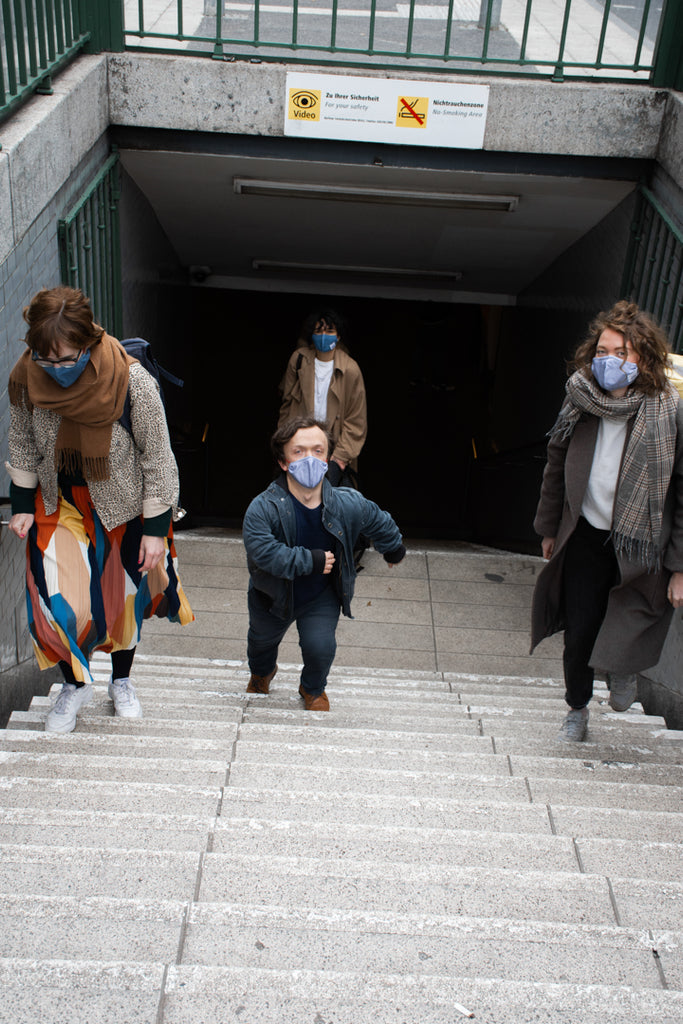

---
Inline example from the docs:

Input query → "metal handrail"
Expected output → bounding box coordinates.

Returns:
[121,0,666,81]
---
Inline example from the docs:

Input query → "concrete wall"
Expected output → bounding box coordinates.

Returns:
[0,56,109,717]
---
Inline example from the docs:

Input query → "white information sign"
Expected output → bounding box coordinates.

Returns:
[284,73,489,149]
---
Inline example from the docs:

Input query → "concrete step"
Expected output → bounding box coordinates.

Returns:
[0,894,185,960]
[0,959,164,1024]
[235,719,683,764]
[0,727,236,761]
[211,815,683,883]
[1,958,682,1024]
[231,737,683,786]
[161,964,683,1023]
[0,843,201,901]
[226,759,683,813]
[181,903,680,987]
[0,776,220,816]
[0,749,227,787]
[218,785,683,842]
[0,807,213,851]
[195,850,683,931]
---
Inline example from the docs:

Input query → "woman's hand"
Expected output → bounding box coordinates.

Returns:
[322,550,336,575]
[668,571,683,609]
[332,457,347,471]
[138,535,166,572]
[541,537,556,560]
[8,513,34,539]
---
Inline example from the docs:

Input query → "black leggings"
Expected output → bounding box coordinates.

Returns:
[58,648,136,687]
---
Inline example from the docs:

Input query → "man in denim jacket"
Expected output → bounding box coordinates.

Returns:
[242,415,406,710]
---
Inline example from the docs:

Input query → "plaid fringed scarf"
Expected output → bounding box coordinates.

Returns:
[549,370,679,570]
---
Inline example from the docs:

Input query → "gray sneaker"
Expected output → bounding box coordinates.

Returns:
[608,673,637,712]
[558,707,589,743]
[108,677,143,718]
[45,682,93,734]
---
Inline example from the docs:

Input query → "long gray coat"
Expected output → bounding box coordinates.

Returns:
[530,399,683,674]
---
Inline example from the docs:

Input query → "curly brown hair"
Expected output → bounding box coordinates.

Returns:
[23,286,104,359]
[572,300,670,395]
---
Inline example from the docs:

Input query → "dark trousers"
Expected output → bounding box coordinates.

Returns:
[562,516,619,709]
[247,586,341,696]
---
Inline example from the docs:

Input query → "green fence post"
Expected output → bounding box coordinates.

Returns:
[79,0,125,53]
[652,0,683,88]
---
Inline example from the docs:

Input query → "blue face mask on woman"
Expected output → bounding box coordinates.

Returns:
[591,354,639,391]
[312,332,337,353]
[288,455,328,488]
[34,349,90,388]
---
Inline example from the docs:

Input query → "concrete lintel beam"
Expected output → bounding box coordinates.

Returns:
[107,53,668,163]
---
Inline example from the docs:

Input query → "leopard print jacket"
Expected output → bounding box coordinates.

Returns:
[6,363,180,530]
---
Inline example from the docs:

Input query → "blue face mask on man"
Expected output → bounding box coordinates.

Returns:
[287,455,328,488]
[591,354,639,392]
[34,349,90,388]
[312,332,337,353]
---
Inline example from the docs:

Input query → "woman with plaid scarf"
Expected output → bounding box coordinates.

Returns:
[530,301,683,743]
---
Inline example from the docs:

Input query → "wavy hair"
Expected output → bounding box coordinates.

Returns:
[23,286,104,359]
[572,300,670,395]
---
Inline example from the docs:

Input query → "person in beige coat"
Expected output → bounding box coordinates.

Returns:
[278,309,367,486]
[530,301,683,743]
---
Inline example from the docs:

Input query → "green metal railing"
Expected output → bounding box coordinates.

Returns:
[0,1,93,123]
[58,152,123,338]
[622,187,683,354]
[122,0,671,82]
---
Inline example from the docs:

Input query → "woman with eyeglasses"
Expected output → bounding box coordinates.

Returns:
[6,286,194,733]
[278,309,367,487]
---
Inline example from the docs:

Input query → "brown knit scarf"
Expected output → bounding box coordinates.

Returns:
[9,333,133,482]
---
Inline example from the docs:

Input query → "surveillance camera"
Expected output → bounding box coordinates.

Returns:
[189,265,212,283]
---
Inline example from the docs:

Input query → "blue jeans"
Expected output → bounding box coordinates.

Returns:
[247,585,341,696]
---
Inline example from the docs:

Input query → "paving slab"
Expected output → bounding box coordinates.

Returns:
[0,776,221,816]
[575,836,683,881]
[0,843,201,901]
[0,959,165,1024]
[0,750,227,786]
[610,877,683,931]
[0,807,213,851]
[550,804,683,842]
[528,775,683,813]
[0,894,185,960]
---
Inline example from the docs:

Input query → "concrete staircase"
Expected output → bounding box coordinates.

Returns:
[1,652,682,1023]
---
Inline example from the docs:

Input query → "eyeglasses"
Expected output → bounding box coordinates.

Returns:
[32,351,81,367]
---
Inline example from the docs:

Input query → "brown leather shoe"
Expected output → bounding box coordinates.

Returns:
[246,666,277,694]
[298,684,330,711]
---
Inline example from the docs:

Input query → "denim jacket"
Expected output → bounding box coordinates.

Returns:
[243,475,405,620]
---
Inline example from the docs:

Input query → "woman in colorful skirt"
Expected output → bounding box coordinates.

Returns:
[6,286,194,733]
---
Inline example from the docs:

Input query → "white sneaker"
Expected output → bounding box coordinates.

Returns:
[45,683,93,734]
[558,706,589,742]
[108,677,143,718]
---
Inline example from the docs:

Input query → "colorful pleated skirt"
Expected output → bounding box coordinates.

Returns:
[25,484,194,684]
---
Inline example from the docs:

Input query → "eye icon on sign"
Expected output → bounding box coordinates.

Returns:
[291,90,318,111]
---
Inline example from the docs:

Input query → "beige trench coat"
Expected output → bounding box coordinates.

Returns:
[278,345,367,469]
